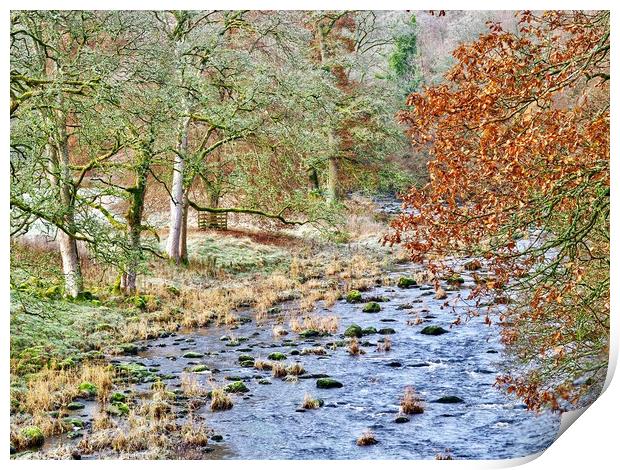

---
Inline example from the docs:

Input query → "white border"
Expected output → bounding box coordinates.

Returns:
[3,1,617,468]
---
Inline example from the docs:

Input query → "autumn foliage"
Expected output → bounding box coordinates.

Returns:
[388,11,609,411]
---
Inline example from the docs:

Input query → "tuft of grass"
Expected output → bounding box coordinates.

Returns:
[210,388,233,412]
[356,429,378,446]
[348,337,365,356]
[400,386,425,415]
[271,362,287,378]
[376,337,392,352]
[301,393,323,409]
[286,362,305,376]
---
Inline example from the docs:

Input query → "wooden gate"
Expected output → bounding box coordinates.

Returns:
[198,212,228,230]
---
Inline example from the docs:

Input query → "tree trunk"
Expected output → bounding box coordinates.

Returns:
[179,193,189,264]
[122,144,150,295]
[318,23,340,203]
[166,114,189,263]
[45,112,84,298]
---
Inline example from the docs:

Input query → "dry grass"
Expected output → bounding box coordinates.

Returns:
[210,388,233,411]
[301,346,327,356]
[180,373,210,398]
[289,315,339,334]
[254,358,273,371]
[348,337,365,356]
[301,393,321,409]
[272,325,288,337]
[180,418,212,446]
[356,429,378,446]
[376,337,392,352]
[400,386,425,415]
[286,362,305,376]
[271,362,287,378]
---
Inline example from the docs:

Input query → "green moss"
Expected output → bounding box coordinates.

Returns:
[299,329,320,338]
[110,392,127,403]
[378,328,396,335]
[78,382,97,397]
[397,277,417,288]
[345,290,363,303]
[66,401,85,410]
[20,426,44,447]
[420,325,448,335]
[362,302,381,313]
[182,351,204,359]
[64,417,84,429]
[223,381,249,394]
[361,326,377,335]
[344,324,363,338]
[268,352,287,361]
[108,402,130,416]
[238,354,254,364]
[316,378,343,389]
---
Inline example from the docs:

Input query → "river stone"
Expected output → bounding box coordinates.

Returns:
[224,381,249,393]
[299,329,320,338]
[238,354,254,363]
[434,396,464,404]
[363,302,381,313]
[421,325,448,335]
[346,290,363,303]
[268,352,287,361]
[397,277,417,288]
[182,351,204,359]
[316,378,343,389]
[362,326,377,335]
[386,361,402,368]
[344,324,363,338]
[66,402,85,410]
[378,328,396,335]
[394,416,410,423]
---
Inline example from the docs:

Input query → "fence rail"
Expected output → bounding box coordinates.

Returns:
[197,212,228,230]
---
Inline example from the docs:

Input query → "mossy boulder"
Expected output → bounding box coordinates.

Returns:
[316,378,343,389]
[268,352,287,361]
[362,302,381,313]
[108,402,130,416]
[344,324,363,338]
[361,326,377,336]
[258,379,272,385]
[110,392,127,403]
[78,381,97,397]
[397,277,417,288]
[420,325,448,335]
[224,381,249,394]
[20,426,44,448]
[189,364,210,373]
[434,395,464,404]
[182,351,204,359]
[64,417,84,429]
[66,401,85,410]
[345,290,363,303]
[118,343,139,355]
[238,354,255,364]
[299,329,320,338]
[446,274,465,285]
[378,328,396,335]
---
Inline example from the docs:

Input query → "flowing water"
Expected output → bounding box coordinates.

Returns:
[47,198,561,459]
[55,262,560,460]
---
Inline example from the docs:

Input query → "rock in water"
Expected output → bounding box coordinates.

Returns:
[420,325,448,335]
[316,378,343,389]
